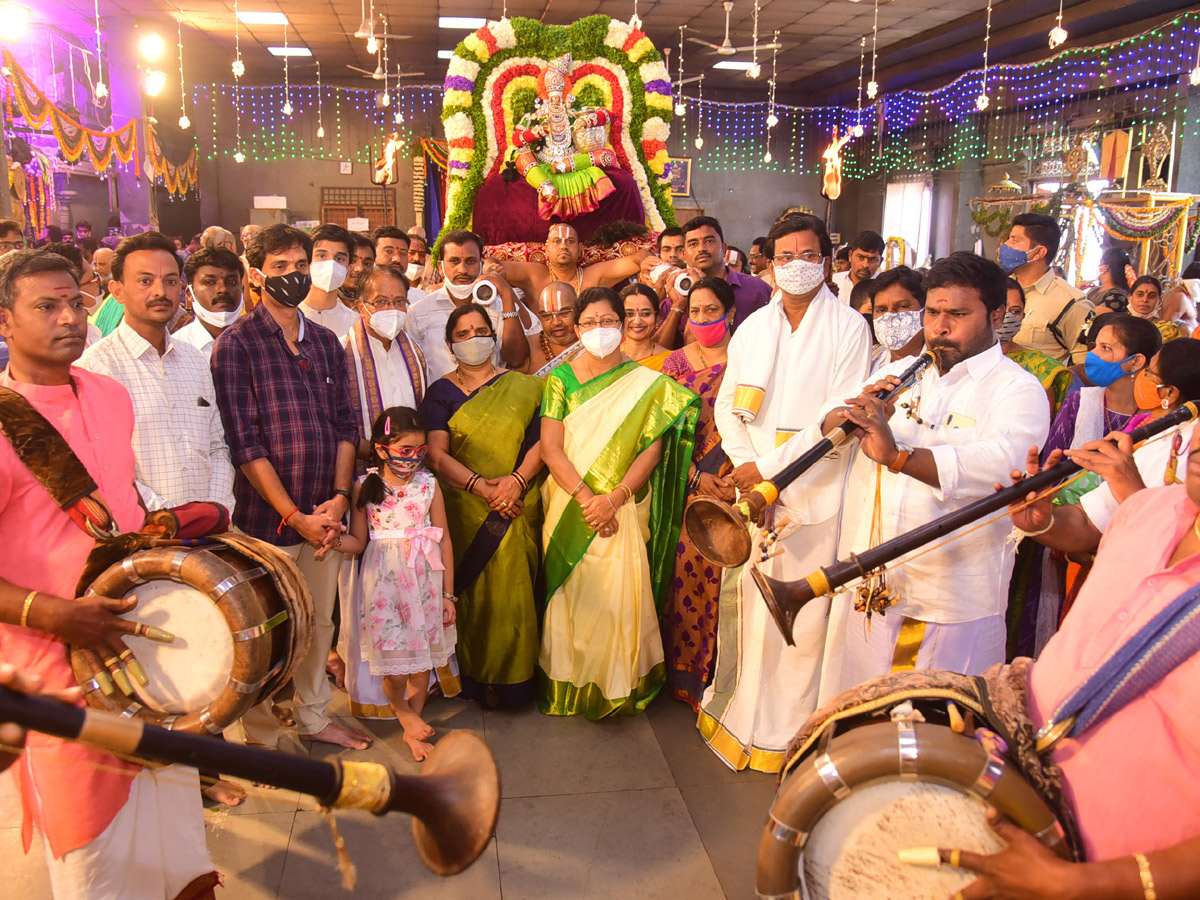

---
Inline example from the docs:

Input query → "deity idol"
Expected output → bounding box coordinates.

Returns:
[511,53,619,220]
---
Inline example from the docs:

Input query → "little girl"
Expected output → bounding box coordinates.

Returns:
[338,406,457,761]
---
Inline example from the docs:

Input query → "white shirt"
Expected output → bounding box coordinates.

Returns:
[715,285,872,524]
[78,320,237,513]
[826,343,1050,623]
[300,299,359,340]
[832,271,855,305]
[346,329,425,438]
[173,318,221,360]
[405,287,504,381]
[1080,419,1195,533]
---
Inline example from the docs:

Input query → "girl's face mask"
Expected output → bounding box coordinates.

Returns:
[376,443,427,477]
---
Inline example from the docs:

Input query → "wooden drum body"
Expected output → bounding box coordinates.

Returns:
[72,537,312,735]
[757,695,1072,900]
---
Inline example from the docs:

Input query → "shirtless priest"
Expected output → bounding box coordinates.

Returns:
[494,222,649,300]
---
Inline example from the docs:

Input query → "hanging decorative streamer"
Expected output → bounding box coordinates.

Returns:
[674,26,686,116]
[177,18,191,129]
[977,0,993,111]
[281,24,293,116]
[146,123,198,195]
[694,74,704,151]
[2,49,137,171]
[747,0,761,80]
[853,36,866,136]
[1093,199,1191,241]
[866,0,879,99]
[233,0,244,162]
[92,0,108,103]
[764,31,778,162]
[316,61,326,139]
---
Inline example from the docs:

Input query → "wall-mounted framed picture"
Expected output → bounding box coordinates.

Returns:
[339,160,353,175]
[668,157,692,196]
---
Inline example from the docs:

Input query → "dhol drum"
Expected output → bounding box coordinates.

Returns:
[757,688,1073,900]
[71,534,313,735]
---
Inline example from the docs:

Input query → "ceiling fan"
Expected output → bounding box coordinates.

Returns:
[662,47,703,86]
[688,1,781,56]
[348,60,424,79]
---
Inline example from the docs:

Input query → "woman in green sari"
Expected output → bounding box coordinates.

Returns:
[539,287,699,719]
[422,303,545,707]
[1001,278,1077,416]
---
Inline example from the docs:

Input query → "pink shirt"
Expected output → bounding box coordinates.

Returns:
[1029,485,1200,860]
[0,367,145,857]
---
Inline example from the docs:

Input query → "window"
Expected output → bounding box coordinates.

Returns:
[883,180,932,267]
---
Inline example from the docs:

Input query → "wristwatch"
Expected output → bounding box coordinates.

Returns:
[332,488,351,501]
[887,442,914,475]
[501,310,520,320]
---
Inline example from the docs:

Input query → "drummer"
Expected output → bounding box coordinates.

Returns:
[822,252,1049,690]
[0,249,218,898]
[947,430,1200,897]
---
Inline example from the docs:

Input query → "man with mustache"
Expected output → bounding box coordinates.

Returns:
[522,280,583,376]
[338,233,376,309]
[175,247,245,360]
[831,230,884,307]
[820,251,1050,691]
[79,232,236,516]
[0,248,220,898]
[650,215,771,348]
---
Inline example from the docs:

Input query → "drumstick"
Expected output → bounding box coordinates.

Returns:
[898,846,964,868]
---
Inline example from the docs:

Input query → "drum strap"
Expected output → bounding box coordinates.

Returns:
[0,385,119,539]
[1038,580,1200,751]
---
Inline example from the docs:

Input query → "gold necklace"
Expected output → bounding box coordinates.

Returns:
[549,265,583,293]
[456,363,497,391]
[695,341,707,369]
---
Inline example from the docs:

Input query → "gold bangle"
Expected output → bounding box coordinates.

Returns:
[615,482,632,503]
[19,590,37,628]
[1135,853,1158,900]
[569,479,586,499]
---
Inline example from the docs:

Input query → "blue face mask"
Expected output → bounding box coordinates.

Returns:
[997,243,1029,273]
[1084,351,1134,388]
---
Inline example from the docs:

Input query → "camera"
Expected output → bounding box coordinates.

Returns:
[472,279,499,305]
[649,265,693,297]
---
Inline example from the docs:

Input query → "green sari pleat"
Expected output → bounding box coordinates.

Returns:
[443,372,545,694]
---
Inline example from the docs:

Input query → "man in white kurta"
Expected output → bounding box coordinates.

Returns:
[698,216,871,773]
[822,252,1050,693]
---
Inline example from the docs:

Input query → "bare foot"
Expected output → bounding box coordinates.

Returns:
[203,779,247,806]
[299,721,374,749]
[403,732,434,762]
[326,651,346,689]
[394,708,435,740]
[271,704,295,727]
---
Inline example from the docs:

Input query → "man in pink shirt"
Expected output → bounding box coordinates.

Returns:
[951,432,1200,898]
[0,250,216,899]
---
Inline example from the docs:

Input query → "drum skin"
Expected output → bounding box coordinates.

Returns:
[71,542,305,735]
[756,721,1072,900]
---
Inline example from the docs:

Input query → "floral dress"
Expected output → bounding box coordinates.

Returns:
[358,468,456,676]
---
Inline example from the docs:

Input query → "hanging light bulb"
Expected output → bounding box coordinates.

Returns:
[766,112,778,128]
[234,150,246,163]
[674,100,686,115]
[694,136,704,149]
[763,150,772,163]
[867,80,878,99]
[95,82,108,99]
[1048,25,1067,48]
[232,57,244,77]
[282,100,293,116]
[366,34,378,54]
[746,62,761,79]
[179,114,191,128]
[393,109,403,124]
[317,124,326,138]
[380,90,390,106]
[975,93,990,111]
[852,123,864,137]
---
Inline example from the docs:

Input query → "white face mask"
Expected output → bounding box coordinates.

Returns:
[190,287,244,328]
[774,258,827,295]
[579,326,622,359]
[996,310,1023,342]
[405,262,422,283]
[873,309,924,351]
[451,335,495,366]
[443,263,476,300]
[369,308,406,340]
[310,259,348,292]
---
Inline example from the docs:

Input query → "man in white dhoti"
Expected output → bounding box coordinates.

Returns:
[698,214,871,773]
[822,252,1050,691]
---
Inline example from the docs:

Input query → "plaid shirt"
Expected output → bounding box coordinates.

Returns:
[211,302,358,545]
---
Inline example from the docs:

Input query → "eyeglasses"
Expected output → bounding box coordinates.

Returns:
[363,296,407,310]
[773,252,824,265]
[378,444,427,459]
[577,317,622,328]
[537,308,577,322]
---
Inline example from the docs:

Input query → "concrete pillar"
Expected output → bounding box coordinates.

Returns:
[954,156,983,253]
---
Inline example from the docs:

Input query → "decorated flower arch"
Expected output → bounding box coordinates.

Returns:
[440,15,676,236]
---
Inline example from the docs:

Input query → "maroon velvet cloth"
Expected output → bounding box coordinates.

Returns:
[471,166,646,246]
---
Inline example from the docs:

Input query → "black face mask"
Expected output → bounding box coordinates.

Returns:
[259,271,311,308]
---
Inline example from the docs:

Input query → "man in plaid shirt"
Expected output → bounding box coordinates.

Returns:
[212,224,373,751]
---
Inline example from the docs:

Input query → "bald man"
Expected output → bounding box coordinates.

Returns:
[92,247,115,289]
[201,226,236,252]
[494,223,648,302]
[522,280,584,377]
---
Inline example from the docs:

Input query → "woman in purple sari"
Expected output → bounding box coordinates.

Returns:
[659,277,736,709]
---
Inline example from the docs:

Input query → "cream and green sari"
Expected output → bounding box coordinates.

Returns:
[538,360,699,719]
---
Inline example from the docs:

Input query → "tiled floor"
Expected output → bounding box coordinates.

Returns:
[1,690,779,899]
